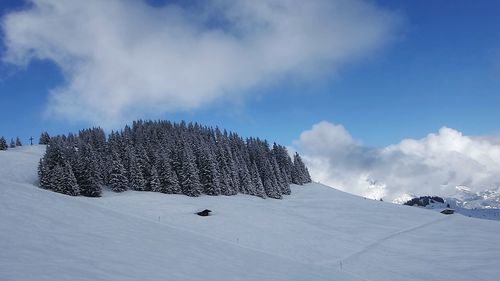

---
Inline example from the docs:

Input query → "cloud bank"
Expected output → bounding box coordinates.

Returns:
[2,0,400,125]
[294,121,500,202]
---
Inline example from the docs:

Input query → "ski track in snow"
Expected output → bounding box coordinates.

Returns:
[337,216,450,266]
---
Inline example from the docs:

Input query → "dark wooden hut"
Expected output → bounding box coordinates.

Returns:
[440,208,455,215]
[197,209,212,216]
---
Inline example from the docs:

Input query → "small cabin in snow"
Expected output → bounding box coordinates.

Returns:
[197,209,212,216]
[440,208,455,215]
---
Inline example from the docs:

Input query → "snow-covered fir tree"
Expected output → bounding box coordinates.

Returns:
[197,145,221,195]
[292,153,311,185]
[39,132,50,145]
[38,159,52,189]
[109,152,128,192]
[0,136,7,150]
[37,120,311,198]
[250,161,265,198]
[157,152,181,194]
[179,144,202,197]
[149,166,161,193]
[129,150,146,191]
[50,164,65,194]
[15,137,22,146]
[59,162,80,196]
[74,150,101,197]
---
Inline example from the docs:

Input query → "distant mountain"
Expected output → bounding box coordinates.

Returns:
[401,188,500,221]
[449,186,500,209]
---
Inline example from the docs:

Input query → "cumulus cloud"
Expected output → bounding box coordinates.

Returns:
[1,0,401,125]
[294,121,500,202]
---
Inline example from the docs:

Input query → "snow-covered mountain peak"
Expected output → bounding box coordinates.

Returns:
[455,185,472,192]
[450,185,500,209]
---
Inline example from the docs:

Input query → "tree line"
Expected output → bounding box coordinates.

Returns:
[0,136,23,150]
[38,120,312,199]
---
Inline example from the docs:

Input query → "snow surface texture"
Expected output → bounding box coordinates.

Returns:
[2,146,500,281]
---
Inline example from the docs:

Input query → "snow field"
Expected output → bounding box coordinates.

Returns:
[1,145,500,280]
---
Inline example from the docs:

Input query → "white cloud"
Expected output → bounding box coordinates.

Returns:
[2,0,401,125]
[294,121,500,201]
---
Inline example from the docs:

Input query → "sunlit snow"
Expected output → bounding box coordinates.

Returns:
[1,146,500,281]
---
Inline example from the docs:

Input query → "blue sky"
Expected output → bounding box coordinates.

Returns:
[1,0,499,148]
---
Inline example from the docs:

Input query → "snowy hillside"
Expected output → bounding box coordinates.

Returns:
[2,146,500,281]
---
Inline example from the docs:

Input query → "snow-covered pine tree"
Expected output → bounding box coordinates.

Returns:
[292,152,311,185]
[237,159,252,194]
[269,166,283,199]
[73,144,101,197]
[149,166,161,192]
[9,138,16,148]
[85,142,104,186]
[272,157,290,195]
[197,145,221,195]
[129,150,146,191]
[281,168,291,194]
[91,130,107,185]
[38,159,52,190]
[217,164,230,195]
[76,164,101,197]
[157,154,181,194]
[37,139,68,196]
[61,162,80,196]
[73,157,100,197]
[39,132,50,145]
[0,136,7,150]
[179,145,202,197]
[169,144,183,179]
[262,164,282,199]
[251,140,282,199]
[303,167,312,183]
[297,153,308,183]
[228,155,241,194]
[134,144,151,190]
[272,143,293,183]
[15,137,22,146]
[291,165,301,185]
[50,164,65,194]
[37,139,66,192]
[109,152,129,192]
[102,152,113,186]
[216,134,240,195]
[215,142,236,196]
[115,131,132,175]
[36,119,312,199]
[223,135,241,194]
[250,161,265,198]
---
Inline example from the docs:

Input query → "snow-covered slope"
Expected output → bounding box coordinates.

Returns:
[2,146,500,281]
